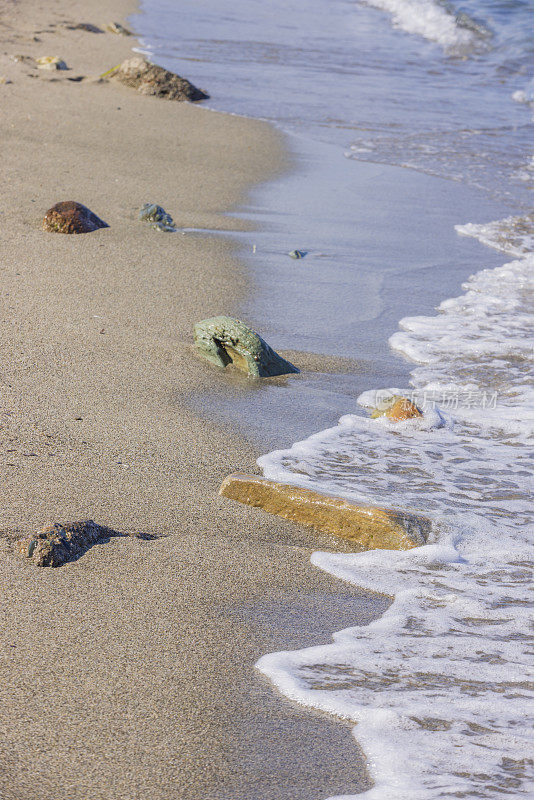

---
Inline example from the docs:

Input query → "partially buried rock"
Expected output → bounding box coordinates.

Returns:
[43,201,108,234]
[139,202,176,232]
[109,56,208,101]
[370,394,423,422]
[194,316,299,378]
[220,474,430,550]
[17,520,118,567]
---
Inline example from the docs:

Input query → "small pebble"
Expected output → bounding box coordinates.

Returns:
[106,22,132,36]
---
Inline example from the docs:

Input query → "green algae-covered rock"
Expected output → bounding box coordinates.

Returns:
[139,202,176,232]
[193,316,299,378]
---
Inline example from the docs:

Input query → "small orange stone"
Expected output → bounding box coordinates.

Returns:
[385,398,423,421]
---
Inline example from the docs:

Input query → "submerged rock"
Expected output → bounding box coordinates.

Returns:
[369,395,423,422]
[36,56,67,70]
[220,474,430,550]
[42,201,108,234]
[17,520,118,566]
[109,56,208,102]
[194,316,299,378]
[139,202,176,232]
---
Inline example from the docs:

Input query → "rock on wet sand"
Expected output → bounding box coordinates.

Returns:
[139,202,176,231]
[105,21,132,36]
[42,201,108,234]
[194,316,299,377]
[17,520,119,566]
[220,474,430,550]
[109,56,209,102]
[65,23,103,33]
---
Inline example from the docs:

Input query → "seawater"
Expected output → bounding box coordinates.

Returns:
[134,1,533,797]
[137,0,533,204]
[257,220,534,798]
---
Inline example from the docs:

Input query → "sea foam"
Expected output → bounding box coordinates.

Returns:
[361,0,490,53]
[257,215,534,798]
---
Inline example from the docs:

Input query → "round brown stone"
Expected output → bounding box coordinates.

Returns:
[42,201,108,234]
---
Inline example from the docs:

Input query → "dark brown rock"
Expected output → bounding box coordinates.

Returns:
[66,23,104,33]
[110,56,209,102]
[17,520,118,566]
[42,201,108,234]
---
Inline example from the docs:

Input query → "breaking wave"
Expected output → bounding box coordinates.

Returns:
[361,0,491,54]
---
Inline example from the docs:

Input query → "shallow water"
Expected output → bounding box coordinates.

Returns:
[138,0,533,204]
[257,218,534,799]
[134,1,533,797]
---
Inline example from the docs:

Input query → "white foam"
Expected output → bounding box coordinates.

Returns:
[257,214,534,798]
[361,0,489,53]
[257,410,534,798]
[456,213,534,257]
[391,226,534,438]
[512,90,531,105]
[512,77,534,112]
[512,155,534,186]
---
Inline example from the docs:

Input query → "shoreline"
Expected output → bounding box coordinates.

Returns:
[0,1,388,797]
[126,4,533,799]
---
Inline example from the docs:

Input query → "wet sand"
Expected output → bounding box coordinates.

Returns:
[0,1,389,797]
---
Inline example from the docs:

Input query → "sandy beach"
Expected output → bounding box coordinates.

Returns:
[0,1,391,797]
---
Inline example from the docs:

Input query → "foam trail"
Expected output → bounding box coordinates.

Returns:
[257,215,534,798]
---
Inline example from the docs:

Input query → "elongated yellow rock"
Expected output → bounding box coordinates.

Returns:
[219,474,430,550]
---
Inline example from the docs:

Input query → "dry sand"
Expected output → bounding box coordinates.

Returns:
[0,1,389,797]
